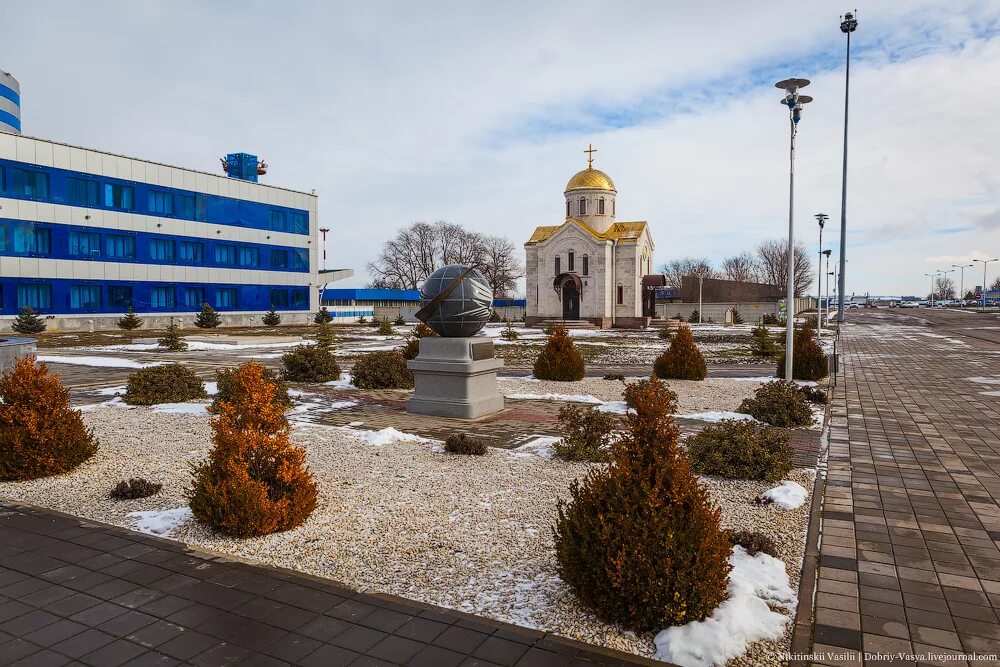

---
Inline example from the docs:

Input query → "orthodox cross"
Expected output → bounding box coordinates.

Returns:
[584,144,597,169]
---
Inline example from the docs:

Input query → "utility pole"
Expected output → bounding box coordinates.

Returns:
[836,10,858,323]
[815,213,829,337]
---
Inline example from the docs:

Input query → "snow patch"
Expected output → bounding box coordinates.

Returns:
[151,402,210,415]
[512,436,561,460]
[967,376,1000,385]
[681,412,755,423]
[654,546,796,667]
[37,355,160,369]
[203,382,218,395]
[506,393,602,404]
[760,481,808,510]
[350,427,424,446]
[329,400,359,410]
[126,507,193,536]
[324,378,355,389]
[596,401,632,415]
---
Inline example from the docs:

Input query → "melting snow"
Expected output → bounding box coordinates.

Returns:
[329,400,359,410]
[36,355,160,369]
[506,393,603,404]
[511,436,561,460]
[596,401,632,415]
[681,412,755,423]
[151,402,210,415]
[760,481,808,510]
[126,507,193,536]
[349,427,424,446]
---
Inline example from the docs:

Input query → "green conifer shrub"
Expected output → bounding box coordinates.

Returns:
[687,310,700,324]
[157,318,187,351]
[775,327,829,381]
[262,309,281,326]
[750,324,779,358]
[117,306,143,331]
[194,303,222,328]
[124,364,207,405]
[653,325,707,380]
[282,345,341,383]
[314,307,333,324]
[11,306,46,334]
[532,322,585,381]
[738,380,814,427]
[444,433,488,455]
[686,419,793,481]
[351,350,413,389]
[555,405,619,462]
[377,318,394,336]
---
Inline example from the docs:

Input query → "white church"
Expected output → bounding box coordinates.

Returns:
[524,147,656,328]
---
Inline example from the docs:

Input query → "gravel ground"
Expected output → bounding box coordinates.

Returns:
[0,406,813,665]
[498,376,767,414]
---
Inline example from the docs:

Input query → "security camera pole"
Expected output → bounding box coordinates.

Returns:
[775,77,813,381]
[836,10,858,323]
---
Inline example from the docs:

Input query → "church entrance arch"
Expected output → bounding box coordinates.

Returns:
[553,273,582,320]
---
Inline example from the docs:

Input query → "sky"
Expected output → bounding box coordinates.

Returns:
[5,0,1000,298]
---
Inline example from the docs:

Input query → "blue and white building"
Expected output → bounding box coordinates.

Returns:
[0,78,324,331]
[0,72,20,135]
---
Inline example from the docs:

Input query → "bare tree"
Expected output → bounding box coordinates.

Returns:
[991,275,1000,292]
[720,251,760,307]
[658,257,716,289]
[755,239,813,297]
[367,221,523,297]
[933,276,956,300]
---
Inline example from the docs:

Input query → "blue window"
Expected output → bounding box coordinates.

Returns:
[70,285,102,310]
[104,183,135,210]
[216,287,238,309]
[176,193,208,221]
[215,244,236,266]
[270,249,288,268]
[17,284,52,310]
[68,231,101,257]
[178,241,203,263]
[270,289,289,308]
[150,286,175,309]
[105,234,136,259]
[0,224,6,251]
[13,227,51,254]
[148,190,174,215]
[149,238,174,261]
[108,286,133,309]
[237,247,259,267]
[67,177,100,206]
[291,289,309,308]
[183,286,205,308]
[11,169,49,200]
[290,249,309,271]
[289,212,308,234]
[0,165,4,193]
[269,210,287,232]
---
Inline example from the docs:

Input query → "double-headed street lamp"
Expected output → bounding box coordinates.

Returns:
[776,77,813,380]
[938,268,955,301]
[974,258,999,311]
[952,263,973,302]
[823,250,833,323]
[815,213,829,337]
[924,273,937,307]
[836,10,858,323]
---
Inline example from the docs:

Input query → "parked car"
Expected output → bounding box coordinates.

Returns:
[900,301,919,309]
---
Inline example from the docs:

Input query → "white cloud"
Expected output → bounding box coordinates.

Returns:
[5,0,1000,296]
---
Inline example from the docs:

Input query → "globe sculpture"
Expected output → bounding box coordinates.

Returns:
[416,265,494,337]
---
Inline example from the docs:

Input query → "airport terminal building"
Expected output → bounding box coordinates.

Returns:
[0,131,321,331]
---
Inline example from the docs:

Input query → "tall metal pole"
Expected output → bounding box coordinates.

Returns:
[815,214,828,337]
[698,274,703,324]
[976,258,999,311]
[836,11,857,323]
[925,273,936,307]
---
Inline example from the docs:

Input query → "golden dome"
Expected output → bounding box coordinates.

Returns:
[565,167,616,193]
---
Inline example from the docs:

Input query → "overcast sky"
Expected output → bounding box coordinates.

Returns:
[6,1,1000,297]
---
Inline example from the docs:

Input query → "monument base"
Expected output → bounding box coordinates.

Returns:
[406,336,504,419]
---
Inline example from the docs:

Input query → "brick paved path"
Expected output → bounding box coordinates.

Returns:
[807,311,1000,665]
[0,503,658,667]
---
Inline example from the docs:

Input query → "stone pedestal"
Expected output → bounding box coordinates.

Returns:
[407,336,504,419]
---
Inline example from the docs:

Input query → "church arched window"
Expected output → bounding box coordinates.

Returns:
[598,197,605,215]
[612,199,615,216]
[579,197,587,215]
[566,200,570,217]
[554,256,560,276]
[582,255,589,276]
[568,251,575,272]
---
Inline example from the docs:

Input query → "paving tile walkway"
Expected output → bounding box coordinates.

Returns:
[0,503,660,667]
[806,311,1000,666]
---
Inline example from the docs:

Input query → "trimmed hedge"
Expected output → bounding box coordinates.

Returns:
[533,322,585,381]
[351,350,413,389]
[282,345,342,383]
[653,326,707,380]
[686,419,793,481]
[125,364,207,406]
[738,380,813,427]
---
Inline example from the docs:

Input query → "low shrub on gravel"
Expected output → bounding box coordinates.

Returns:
[750,324,779,358]
[0,357,98,481]
[157,318,187,352]
[351,350,413,389]
[555,405,619,462]
[775,327,828,381]
[738,380,813,428]
[553,375,731,631]
[533,322,585,381]
[624,377,678,415]
[726,529,780,558]
[402,323,437,361]
[686,419,793,482]
[653,326,707,381]
[602,373,625,381]
[125,364,207,406]
[189,362,318,538]
[444,433,488,455]
[282,345,341,383]
[377,319,395,336]
[109,478,162,501]
[800,385,828,404]
[211,364,291,413]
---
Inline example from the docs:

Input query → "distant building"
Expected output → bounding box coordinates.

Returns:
[674,276,783,303]
[322,288,525,322]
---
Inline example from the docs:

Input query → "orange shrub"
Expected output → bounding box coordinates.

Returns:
[553,375,731,631]
[0,357,98,481]
[188,361,318,538]
[653,325,707,380]
[533,322,585,381]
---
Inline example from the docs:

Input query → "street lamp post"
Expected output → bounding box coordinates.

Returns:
[836,10,858,323]
[823,250,833,325]
[776,77,813,380]
[938,269,955,302]
[698,274,704,325]
[925,273,937,307]
[953,263,973,303]
[815,213,829,337]
[319,227,330,272]
[974,258,999,311]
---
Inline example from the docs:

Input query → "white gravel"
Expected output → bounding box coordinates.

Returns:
[0,406,813,664]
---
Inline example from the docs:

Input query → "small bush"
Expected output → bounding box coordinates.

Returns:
[0,357,98,481]
[157,318,187,351]
[194,303,221,328]
[750,324,779,358]
[653,326,707,381]
[11,306,46,334]
[686,419,793,481]
[775,327,829,381]
[262,309,281,326]
[117,306,143,330]
[800,385,827,404]
[624,377,678,414]
[726,530,780,558]
[282,345,341,383]
[761,313,783,326]
[370,317,382,328]
[658,326,674,340]
[730,309,744,325]
[500,321,519,341]
[351,350,413,389]
[314,307,334,324]
[125,364,207,405]
[188,362,318,538]
[211,364,291,412]
[401,322,437,360]
[109,478,162,501]
[533,323,585,381]
[444,433,487,455]
[357,316,367,324]
[394,314,406,326]
[738,380,813,427]
[553,375,731,631]
[315,321,336,350]
[687,310,700,324]
[377,319,394,336]
[555,405,619,462]
[603,373,625,381]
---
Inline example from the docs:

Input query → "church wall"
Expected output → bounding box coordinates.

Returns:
[524,245,539,318]
[564,188,616,234]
